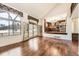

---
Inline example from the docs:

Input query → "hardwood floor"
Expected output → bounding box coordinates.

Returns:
[71,40,78,56]
[0,37,78,56]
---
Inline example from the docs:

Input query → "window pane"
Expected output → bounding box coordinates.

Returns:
[14,22,21,35]
[23,23,29,40]
[34,25,37,36]
[37,26,42,36]
[9,13,21,21]
[9,21,13,35]
[0,19,9,36]
[29,24,33,38]
[0,12,8,18]
[9,13,17,19]
[15,16,20,21]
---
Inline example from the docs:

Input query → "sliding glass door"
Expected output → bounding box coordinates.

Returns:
[29,23,38,39]
[34,24,37,37]
[29,24,34,38]
[28,16,39,39]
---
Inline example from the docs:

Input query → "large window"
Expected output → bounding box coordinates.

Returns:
[0,11,21,37]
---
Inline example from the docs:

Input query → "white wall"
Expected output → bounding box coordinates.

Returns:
[72,18,79,33]
[71,4,79,33]
[43,33,68,40]
[66,11,72,40]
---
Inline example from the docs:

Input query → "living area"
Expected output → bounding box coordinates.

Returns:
[0,3,78,56]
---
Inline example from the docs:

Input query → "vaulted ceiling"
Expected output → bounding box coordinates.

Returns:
[4,3,71,19]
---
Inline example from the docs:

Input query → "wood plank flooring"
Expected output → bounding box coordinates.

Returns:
[0,37,78,56]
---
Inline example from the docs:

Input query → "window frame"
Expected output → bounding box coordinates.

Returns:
[0,11,21,37]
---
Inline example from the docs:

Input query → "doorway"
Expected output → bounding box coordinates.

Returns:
[29,23,38,39]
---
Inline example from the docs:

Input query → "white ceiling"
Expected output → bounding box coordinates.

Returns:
[45,3,71,18]
[4,3,71,19]
[4,3,57,19]
[46,13,67,22]
[45,3,71,22]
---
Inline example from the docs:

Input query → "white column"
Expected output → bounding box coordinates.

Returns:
[66,8,72,40]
